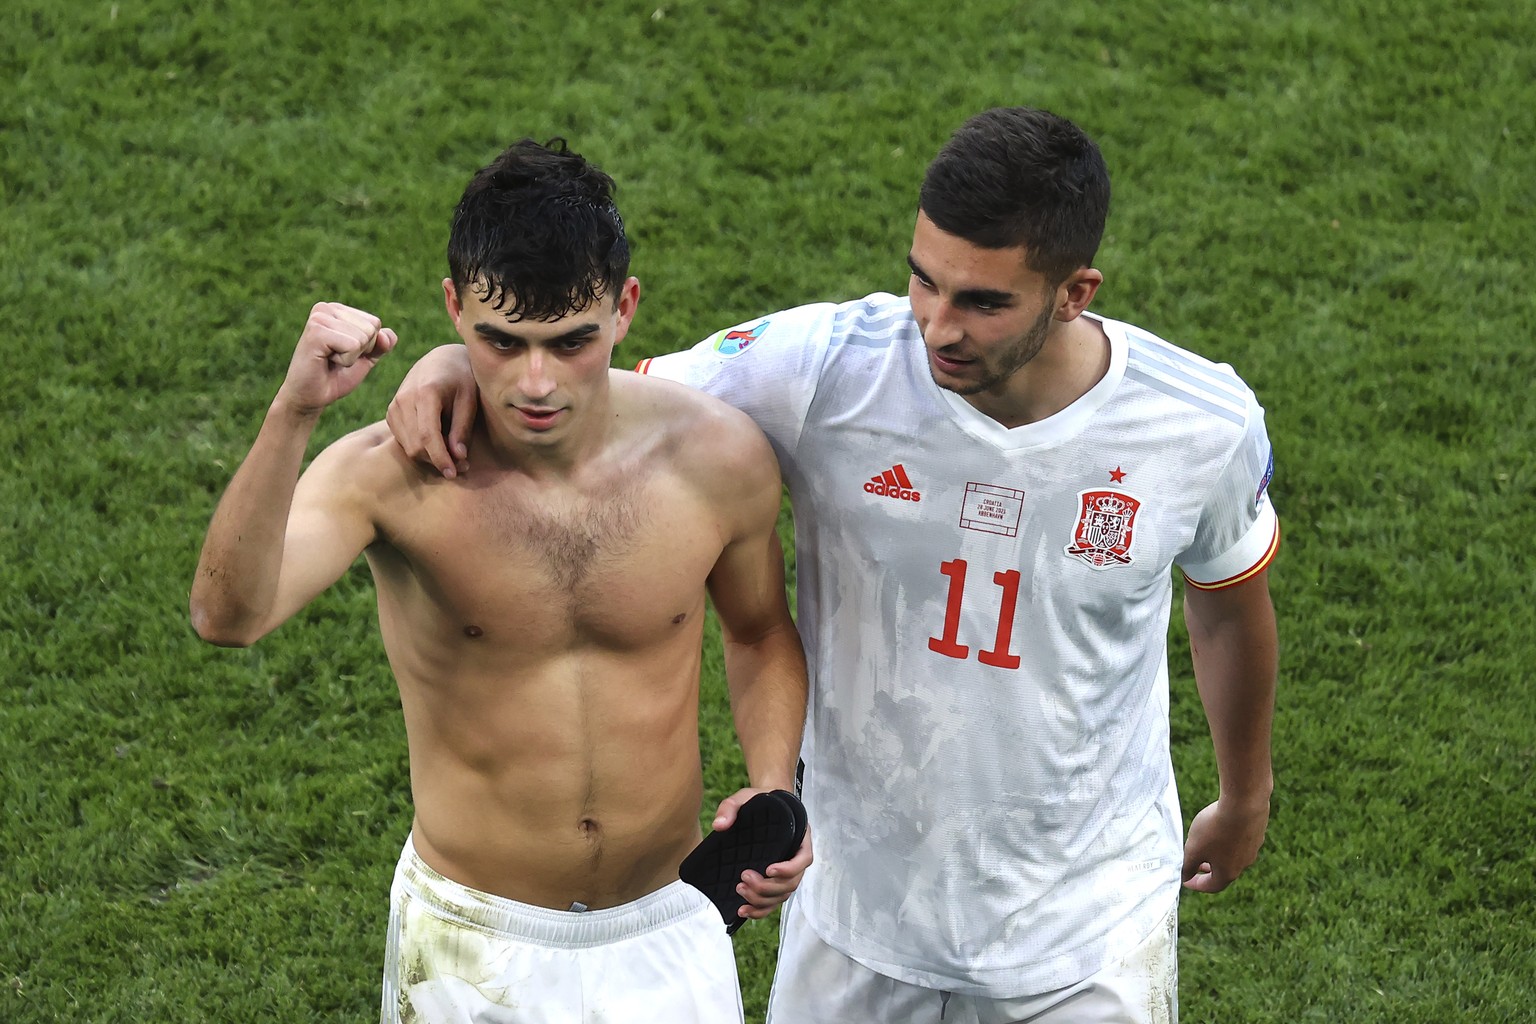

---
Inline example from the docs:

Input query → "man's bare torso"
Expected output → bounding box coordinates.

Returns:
[346,373,734,909]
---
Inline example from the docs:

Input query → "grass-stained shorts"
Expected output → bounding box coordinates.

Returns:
[381,835,743,1023]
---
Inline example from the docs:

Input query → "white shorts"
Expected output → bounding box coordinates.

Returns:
[766,894,1178,1024]
[380,835,743,1023]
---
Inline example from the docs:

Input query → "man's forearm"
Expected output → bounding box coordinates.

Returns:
[1200,666,1276,805]
[1187,583,1278,803]
[724,623,808,792]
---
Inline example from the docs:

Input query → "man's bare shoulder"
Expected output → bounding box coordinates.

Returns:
[611,368,777,480]
[306,420,437,504]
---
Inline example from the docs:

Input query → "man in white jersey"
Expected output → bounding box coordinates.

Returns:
[190,139,812,1023]
[386,108,1279,1023]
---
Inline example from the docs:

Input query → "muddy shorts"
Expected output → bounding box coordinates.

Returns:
[381,835,743,1023]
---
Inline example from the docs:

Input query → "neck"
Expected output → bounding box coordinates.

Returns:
[963,315,1109,429]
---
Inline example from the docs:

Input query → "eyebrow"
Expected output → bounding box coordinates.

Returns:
[906,253,1016,307]
[472,321,602,346]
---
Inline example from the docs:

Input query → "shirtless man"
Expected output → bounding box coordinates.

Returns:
[189,139,810,1023]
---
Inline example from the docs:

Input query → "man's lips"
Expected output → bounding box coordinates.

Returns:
[931,351,973,373]
[515,406,564,428]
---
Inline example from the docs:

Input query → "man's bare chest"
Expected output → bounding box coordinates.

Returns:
[373,472,724,648]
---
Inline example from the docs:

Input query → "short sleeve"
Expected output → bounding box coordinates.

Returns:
[636,302,839,458]
[1177,396,1281,589]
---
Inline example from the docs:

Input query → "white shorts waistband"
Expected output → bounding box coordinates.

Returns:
[394,835,711,950]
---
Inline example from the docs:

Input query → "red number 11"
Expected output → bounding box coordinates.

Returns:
[927,558,1023,669]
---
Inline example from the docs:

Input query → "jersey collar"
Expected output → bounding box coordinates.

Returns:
[927,312,1126,452]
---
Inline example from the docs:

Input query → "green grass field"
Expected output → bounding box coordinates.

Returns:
[4,0,1533,1020]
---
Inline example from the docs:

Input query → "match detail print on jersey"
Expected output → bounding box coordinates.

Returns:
[958,482,1025,537]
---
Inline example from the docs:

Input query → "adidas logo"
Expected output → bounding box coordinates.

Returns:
[864,463,922,502]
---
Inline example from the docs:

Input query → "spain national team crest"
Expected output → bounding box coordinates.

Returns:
[1065,490,1142,569]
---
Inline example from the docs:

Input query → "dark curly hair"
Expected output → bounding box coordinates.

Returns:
[447,138,630,322]
[918,107,1110,285]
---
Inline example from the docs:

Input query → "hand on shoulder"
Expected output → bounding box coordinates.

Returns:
[623,369,770,456]
[301,420,438,511]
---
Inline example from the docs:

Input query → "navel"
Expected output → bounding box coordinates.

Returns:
[671,613,687,625]
[577,819,603,868]
[463,625,484,639]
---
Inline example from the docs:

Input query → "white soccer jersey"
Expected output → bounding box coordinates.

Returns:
[639,293,1279,998]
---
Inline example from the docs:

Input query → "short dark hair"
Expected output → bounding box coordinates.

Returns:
[447,138,630,321]
[918,107,1110,284]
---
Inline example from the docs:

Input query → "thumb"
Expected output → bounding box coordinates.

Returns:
[370,327,400,359]
[712,792,752,831]
[1182,861,1230,893]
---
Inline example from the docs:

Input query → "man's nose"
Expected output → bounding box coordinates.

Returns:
[924,298,964,349]
[518,350,556,400]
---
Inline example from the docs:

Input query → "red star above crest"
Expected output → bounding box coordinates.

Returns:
[1109,466,1126,483]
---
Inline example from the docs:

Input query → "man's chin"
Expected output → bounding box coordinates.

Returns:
[929,367,988,396]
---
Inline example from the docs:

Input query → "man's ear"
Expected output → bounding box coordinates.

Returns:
[1055,267,1103,321]
[611,276,642,347]
[442,277,462,326]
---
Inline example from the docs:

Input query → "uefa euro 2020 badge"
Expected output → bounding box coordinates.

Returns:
[711,320,769,357]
